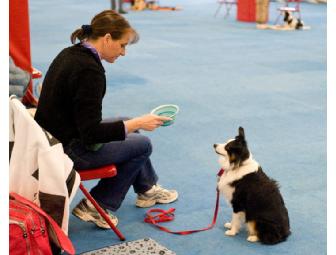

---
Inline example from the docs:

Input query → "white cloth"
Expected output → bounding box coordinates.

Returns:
[9,96,80,234]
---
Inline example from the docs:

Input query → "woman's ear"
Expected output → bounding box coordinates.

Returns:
[103,33,111,43]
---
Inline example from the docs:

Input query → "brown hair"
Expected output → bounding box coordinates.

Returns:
[70,10,139,44]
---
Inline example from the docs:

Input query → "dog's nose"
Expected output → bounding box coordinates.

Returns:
[213,144,218,149]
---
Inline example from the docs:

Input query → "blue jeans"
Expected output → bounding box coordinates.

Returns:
[64,119,158,211]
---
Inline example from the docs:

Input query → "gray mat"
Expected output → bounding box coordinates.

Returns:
[80,238,176,255]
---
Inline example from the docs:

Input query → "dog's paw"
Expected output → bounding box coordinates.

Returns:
[225,229,237,236]
[224,222,232,229]
[247,235,259,242]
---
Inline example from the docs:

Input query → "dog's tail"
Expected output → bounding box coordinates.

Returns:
[257,220,291,245]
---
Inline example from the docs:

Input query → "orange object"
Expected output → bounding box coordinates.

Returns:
[237,0,256,22]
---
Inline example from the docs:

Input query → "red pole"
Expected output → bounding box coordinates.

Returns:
[79,183,126,241]
[9,0,38,106]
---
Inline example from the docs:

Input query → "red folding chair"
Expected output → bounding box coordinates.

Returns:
[78,164,125,241]
[274,0,301,25]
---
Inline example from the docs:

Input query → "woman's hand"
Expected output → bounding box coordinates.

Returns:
[124,114,172,133]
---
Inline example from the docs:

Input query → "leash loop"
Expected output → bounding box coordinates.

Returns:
[145,208,175,224]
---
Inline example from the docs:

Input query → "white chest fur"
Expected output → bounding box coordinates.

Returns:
[217,158,259,204]
[219,179,235,204]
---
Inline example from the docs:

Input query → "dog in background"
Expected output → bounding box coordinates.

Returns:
[283,10,304,30]
[132,0,147,11]
[214,127,290,244]
[131,0,180,11]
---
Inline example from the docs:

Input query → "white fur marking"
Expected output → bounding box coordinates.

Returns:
[225,212,245,236]
[247,235,259,242]
[225,229,237,236]
[224,222,232,229]
[217,155,259,203]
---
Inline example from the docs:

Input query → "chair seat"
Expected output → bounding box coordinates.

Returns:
[78,164,117,181]
[278,7,297,12]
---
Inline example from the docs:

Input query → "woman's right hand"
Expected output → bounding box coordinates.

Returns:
[124,114,172,133]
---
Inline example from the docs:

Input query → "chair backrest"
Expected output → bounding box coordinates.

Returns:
[285,0,301,9]
[218,0,237,3]
[278,0,301,13]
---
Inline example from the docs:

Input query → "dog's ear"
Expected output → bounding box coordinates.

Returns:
[226,145,244,165]
[296,19,303,29]
[238,127,245,139]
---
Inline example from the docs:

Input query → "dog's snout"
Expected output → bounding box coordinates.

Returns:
[213,144,218,149]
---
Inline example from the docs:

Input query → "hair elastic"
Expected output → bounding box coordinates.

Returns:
[81,25,92,35]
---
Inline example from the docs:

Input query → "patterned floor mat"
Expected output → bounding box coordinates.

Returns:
[79,238,176,255]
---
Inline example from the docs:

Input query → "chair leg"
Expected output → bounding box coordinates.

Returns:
[224,3,233,19]
[274,12,282,25]
[79,183,126,241]
[214,4,223,17]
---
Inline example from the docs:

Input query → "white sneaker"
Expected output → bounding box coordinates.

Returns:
[72,198,118,229]
[135,185,178,208]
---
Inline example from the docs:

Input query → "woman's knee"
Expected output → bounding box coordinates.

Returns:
[139,135,152,156]
[130,134,152,157]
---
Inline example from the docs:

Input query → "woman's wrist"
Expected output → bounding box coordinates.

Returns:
[124,118,142,133]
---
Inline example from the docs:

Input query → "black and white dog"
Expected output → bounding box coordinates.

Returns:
[214,127,290,244]
[283,10,304,30]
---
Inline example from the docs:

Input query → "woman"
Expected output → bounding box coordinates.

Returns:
[35,10,178,229]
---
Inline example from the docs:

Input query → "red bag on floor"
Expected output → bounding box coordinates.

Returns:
[9,192,75,255]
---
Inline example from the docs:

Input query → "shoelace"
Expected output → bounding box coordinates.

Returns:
[144,185,172,198]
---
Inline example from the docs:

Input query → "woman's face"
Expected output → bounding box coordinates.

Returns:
[101,32,131,63]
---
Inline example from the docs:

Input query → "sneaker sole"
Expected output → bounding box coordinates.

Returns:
[72,208,118,229]
[136,193,178,208]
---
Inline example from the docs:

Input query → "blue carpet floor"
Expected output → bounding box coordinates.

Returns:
[29,1,326,254]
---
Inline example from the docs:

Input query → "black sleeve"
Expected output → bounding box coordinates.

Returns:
[73,68,126,145]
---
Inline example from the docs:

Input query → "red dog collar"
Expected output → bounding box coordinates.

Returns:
[217,168,225,177]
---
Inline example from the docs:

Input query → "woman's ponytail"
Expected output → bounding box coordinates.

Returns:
[70,25,93,44]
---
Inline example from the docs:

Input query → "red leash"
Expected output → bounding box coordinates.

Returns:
[144,169,225,235]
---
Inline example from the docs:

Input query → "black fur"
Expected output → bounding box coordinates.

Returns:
[283,11,303,30]
[225,127,250,166]
[214,127,291,244]
[295,19,303,30]
[284,11,291,22]
[226,127,291,244]
[230,167,290,244]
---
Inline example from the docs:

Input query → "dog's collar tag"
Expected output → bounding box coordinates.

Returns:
[217,168,225,177]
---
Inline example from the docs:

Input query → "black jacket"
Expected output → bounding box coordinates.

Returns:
[35,44,125,147]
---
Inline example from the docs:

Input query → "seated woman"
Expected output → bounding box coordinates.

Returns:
[34,10,178,229]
